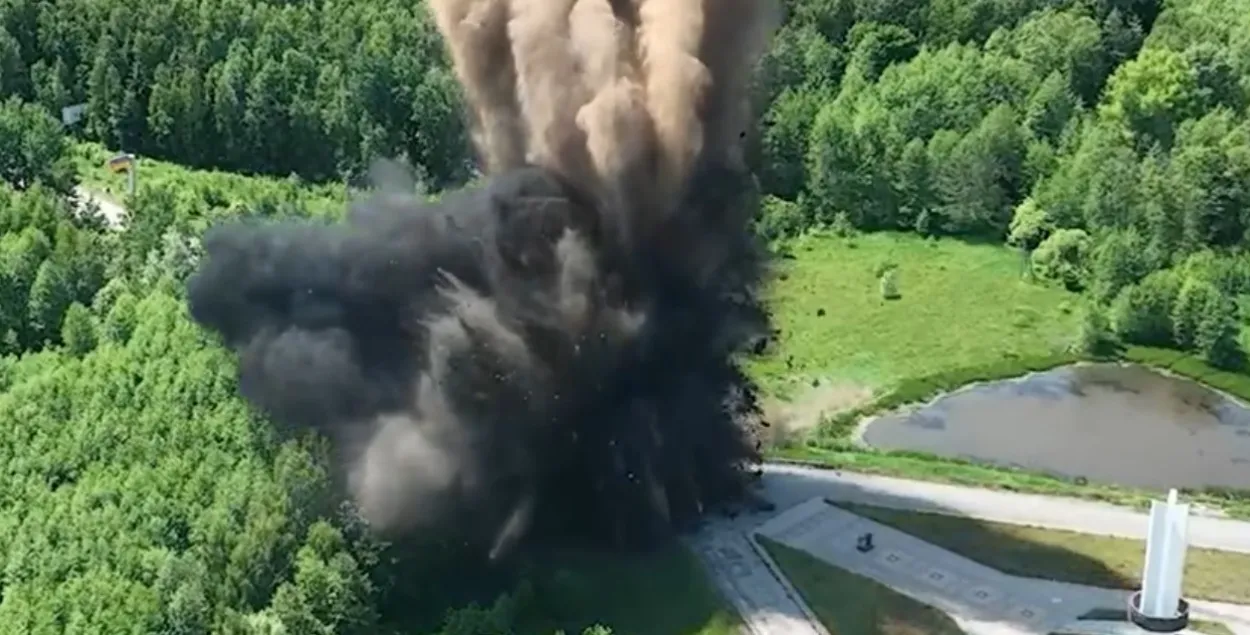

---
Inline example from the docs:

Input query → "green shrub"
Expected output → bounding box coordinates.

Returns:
[1110,270,1182,346]
[831,210,857,237]
[1078,307,1119,356]
[756,195,806,241]
[1031,228,1090,290]
[1196,293,1244,370]
[1007,197,1052,249]
[1172,277,1218,348]
[879,268,901,299]
[872,259,899,278]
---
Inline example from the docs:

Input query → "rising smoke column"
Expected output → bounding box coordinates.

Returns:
[187,0,780,556]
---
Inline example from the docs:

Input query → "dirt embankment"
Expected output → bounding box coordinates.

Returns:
[763,381,873,445]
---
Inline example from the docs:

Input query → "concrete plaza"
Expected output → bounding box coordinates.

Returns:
[692,467,1250,635]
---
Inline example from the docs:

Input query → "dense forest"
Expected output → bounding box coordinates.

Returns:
[0,0,470,186]
[754,0,1250,366]
[1,0,1249,632]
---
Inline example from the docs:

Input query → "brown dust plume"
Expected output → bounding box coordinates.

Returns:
[187,0,780,558]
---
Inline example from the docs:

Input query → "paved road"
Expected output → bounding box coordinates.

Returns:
[688,523,828,635]
[695,465,1250,635]
[756,497,1250,635]
[756,464,1250,553]
[73,186,126,228]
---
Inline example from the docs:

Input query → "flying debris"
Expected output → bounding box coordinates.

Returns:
[187,0,780,557]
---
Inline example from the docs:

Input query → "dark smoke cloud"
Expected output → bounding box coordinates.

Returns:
[187,0,780,555]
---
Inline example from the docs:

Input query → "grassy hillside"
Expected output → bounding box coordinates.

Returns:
[750,231,1082,399]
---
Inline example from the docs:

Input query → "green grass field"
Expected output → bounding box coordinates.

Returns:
[750,231,1082,399]
[758,536,966,635]
[839,503,1250,605]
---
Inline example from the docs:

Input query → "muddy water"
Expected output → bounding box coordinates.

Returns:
[861,363,1250,490]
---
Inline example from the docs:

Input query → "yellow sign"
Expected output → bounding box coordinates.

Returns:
[107,154,134,173]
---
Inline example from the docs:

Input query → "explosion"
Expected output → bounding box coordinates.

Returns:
[187,0,780,556]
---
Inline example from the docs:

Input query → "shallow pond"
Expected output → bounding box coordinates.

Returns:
[861,363,1250,490]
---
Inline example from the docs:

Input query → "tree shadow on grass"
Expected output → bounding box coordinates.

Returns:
[374,536,737,635]
[760,535,967,635]
[516,543,739,635]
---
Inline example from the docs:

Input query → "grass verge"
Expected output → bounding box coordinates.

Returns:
[1069,609,1233,635]
[757,535,966,635]
[1184,621,1233,635]
[838,503,1250,605]
[1124,346,1250,406]
[1052,625,1232,635]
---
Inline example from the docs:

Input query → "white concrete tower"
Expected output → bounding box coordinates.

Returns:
[1130,488,1191,632]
